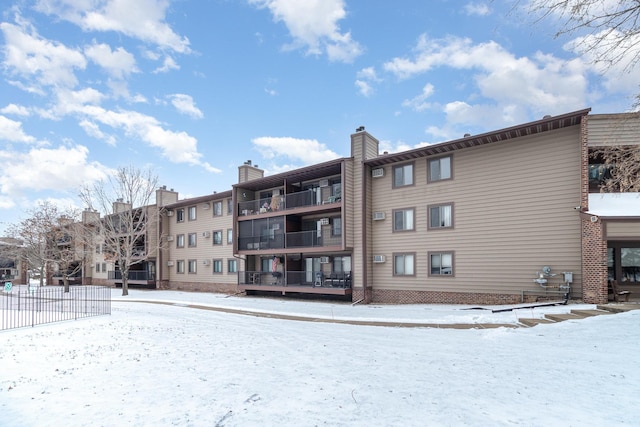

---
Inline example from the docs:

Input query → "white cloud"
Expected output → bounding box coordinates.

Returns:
[0,145,112,197]
[168,94,203,119]
[384,34,590,132]
[0,104,30,116]
[355,67,380,96]
[0,115,36,144]
[84,42,138,79]
[402,83,435,112]
[249,0,362,62]
[0,20,86,91]
[34,0,191,53]
[251,136,341,165]
[79,119,117,145]
[153,56,179,74]
[464,3,491,16]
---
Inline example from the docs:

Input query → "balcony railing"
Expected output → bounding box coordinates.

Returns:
[238,231,341,251]
[239,270,352,289]
[238,189,340,216]
[108,270,155,281]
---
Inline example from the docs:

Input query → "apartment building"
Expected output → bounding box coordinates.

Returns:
[68,109,638,305]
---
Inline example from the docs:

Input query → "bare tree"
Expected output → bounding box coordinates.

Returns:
[8,202,87,291]
[522,0,640,69]
[79,166,160,296]
[590,145,640,192]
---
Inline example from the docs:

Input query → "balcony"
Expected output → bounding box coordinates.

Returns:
[238,231,341,252]
[239,189,340,217]
[108,269,156,288]
[238,270,352,296]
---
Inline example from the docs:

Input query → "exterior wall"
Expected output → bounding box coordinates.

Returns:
[368,126,583,304]
[165,197,236,293]
[605,221,640,238]
[587,113,640,147]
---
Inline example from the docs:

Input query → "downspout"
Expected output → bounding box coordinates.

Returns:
[361,146,368,303]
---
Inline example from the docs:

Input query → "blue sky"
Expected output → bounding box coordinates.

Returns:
[1,0,638,233]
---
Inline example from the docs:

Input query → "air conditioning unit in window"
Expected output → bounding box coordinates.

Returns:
[373,255,386,263]
[372,168,384,178]
[319,218,330,225]
[166,235,174,242]
[202,259,210,266]
[373,211,385,221]
[320,256,330,264]
[319,179,329,187]
[202,231,210,238]
[167,261,174,267]
[167,210,174,216]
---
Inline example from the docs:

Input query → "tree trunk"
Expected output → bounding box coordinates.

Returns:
[63,276,70,293]
[122,275,129,296]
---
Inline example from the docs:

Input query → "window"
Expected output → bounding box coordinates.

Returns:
[213,201,222,216]
[227,228,233,244]
[227,198,233,215]
[176,260,185,274]
[393,208,415,231]
[429,204,453,229]
[188,259,197,274]
[429,156,452,182]
[102,262,106,272]
[176,208,185,223]
[188,233,197,247]
[394,253,415,276]
[95,245,101,253]
[228,259,237,273]
[333,256,351,273]
[393,163,414,187]
[95,263,100,272]
[430,252,453,275]
[188,206,197,221]
[176,234,185,248]
[213,230,222,245]
[213,259,223,273]
[332,217,342,236]
[261,258,271,272]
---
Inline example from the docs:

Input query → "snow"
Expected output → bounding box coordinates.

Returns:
[1,289,639,426]
[588,192,640,216]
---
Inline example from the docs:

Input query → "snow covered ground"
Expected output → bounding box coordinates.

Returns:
[1,289,638,426]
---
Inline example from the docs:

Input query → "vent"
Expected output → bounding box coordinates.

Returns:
[167,210,174,217]
[202,259,210,266]
[373,211,385,221]
[373,255,386,263]
[202,231,211,238]
[202,203,210,210]
[319,218,330,225]
[166,235,174,242]
[372,168,384,178]
[320,256,330,264]
[319,179,329,187]
[167,261,174,267]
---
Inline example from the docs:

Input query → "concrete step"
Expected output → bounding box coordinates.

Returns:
[571,309,612,317]
[596,304,640,314]
[544,313,586,322]
[518,318,556,327]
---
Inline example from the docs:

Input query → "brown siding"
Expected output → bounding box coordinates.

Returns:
[587,113,640,147]
[605,221,640,238]
[369,126,583,299]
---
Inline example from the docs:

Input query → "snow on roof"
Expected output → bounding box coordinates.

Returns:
[588,192,640,217]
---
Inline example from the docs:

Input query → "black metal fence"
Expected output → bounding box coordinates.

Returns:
[1,285,111,331]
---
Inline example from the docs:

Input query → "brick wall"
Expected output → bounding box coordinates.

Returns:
[369,289,525,305]
[581,216,608,303]
[165,280,237,294]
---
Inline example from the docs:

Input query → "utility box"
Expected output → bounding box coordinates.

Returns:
[563,272,573,283]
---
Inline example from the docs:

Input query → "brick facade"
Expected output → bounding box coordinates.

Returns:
[581,216,608,303]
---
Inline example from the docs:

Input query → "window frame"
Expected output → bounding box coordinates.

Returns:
[393,252,416,276]
[428,203,454,230]
[187,259,197,274]
[392,162,415,188]
[213,201,223,217]
[331,217,342,237]
[227,259,237,273]
[429,251,454,276]
[176,260,185,274]
[392,208,415,232]
[227,228,233,244]
[212,230,223,245]
[176,234,185,248]
[176,208,185,223]
[428,155,453,183]
[187,206,197,221]
[187,233,197,247]
[213,259,223,274]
